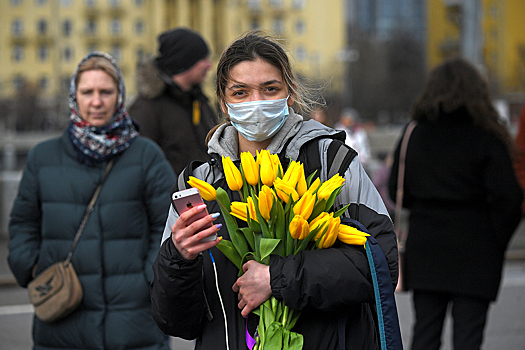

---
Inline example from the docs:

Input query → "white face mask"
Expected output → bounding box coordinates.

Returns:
[227,96,290,142]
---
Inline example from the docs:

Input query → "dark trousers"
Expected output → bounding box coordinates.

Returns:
[410,290,490,350]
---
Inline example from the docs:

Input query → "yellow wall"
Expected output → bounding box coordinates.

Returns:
[427,0,525,96]
[0,0,346,102]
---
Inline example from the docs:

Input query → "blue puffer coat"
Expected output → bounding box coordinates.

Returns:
[8,131,176,350]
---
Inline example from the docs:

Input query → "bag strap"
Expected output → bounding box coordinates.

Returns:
[65,159,114,265]
[342,218,404,350]
[394,121,417,233]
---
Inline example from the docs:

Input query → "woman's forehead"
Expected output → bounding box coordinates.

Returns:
[227,58,283,87]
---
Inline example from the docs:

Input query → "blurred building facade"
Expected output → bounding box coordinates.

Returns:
[427,0,525,104]
[0,0,346,128]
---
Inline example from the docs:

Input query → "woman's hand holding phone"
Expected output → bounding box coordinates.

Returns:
[171,188,222,260]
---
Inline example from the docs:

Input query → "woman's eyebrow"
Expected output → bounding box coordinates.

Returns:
[227,80,283,90]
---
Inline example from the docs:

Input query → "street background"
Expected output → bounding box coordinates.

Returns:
[1,217,524,350]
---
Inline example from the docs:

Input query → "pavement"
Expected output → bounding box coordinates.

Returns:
[1,220,525,350]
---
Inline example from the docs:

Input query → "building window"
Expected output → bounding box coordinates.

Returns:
[270,0,283,8]
[136,48,145,62]
[12,46,24,62]
[36,0,48,6]
[85,0,96,7]
[247,0,260,11]
[292,0,305,10]
[38,45,49,61]
[273,18,284,34]
[295,19,305,35]
[295,46,307,62]
[86,19,96,34]
[60,0,72,6]
[63,20,72,37]
[39,76,49,90]
[13,75,25,92]
[63,47,73,62]
[110,19,121,35]
[134,20,144,35]
[37,19,48,35]
[134,0,143,6]
[110,46,121,61]
[12,19,24,36]
[109,0,120,6]
[11,0,23,6]
[250,19,260,30]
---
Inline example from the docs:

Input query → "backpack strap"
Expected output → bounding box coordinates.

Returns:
[295,131,357,180]
[341,217,404,350]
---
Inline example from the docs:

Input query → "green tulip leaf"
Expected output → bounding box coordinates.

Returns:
[260,238,281,262]
[216,239,242,269]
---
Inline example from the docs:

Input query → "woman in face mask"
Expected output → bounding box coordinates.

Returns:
[151,32,399,350]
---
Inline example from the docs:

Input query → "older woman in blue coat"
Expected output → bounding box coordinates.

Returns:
[8,52,175,350]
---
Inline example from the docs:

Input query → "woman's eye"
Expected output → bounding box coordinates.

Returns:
[265,86,278,92]
[232,91,245,97]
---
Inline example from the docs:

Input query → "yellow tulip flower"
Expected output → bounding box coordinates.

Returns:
[258,185,275,221]
[292,191,316,220]
[296,165,307,197]
[187,176,217,201]
[317,174,345,200]
[241,152,259,186]
[271,154,283,178]
[337,224,369,246]
[307,178,321,194]
[274,178,300,204]
[282,161,300,185]
[289,215,310,240]
[246,196,258,222]
[319,215,340,248]
[258,150,277,187]
[222,156,243,191]
[230,201,248,222]
[310,212,331,239]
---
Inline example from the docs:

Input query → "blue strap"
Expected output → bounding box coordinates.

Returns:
[343,218,403,350]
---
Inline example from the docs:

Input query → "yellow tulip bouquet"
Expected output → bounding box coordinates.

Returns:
[187,149,369,350]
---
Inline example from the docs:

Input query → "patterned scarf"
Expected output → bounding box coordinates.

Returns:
[67,52,138,165]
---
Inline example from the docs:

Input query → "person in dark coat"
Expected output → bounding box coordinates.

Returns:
[388,57,522,350]
[150,32,399,350]
[8,52,176,350]
[128,27,217,174]
[513,102,525,215]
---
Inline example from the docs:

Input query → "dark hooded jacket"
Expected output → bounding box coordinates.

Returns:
[151,111,398,350]
[128,58,217,175]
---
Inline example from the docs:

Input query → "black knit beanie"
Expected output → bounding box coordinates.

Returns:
[155,28,210,76]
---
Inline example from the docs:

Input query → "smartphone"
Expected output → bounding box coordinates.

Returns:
[171,187,217,243]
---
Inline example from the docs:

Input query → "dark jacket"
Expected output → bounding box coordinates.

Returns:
[513,103,525,215]
[8,131,176,350]
[151,113,398,350]
[128,58,217,174]
[389,115,522,301]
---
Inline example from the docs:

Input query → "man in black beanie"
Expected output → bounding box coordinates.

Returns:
[129,27,217,174]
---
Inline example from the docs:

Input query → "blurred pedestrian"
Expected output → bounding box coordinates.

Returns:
[388,57,522,350]
[371,151,395,218]
[8,52,175,350]
[334,108,371,171]
[309,106,328,125]
[129,27,217,174]
[513,102,525,215]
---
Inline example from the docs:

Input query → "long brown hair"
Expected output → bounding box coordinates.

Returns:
[206,31,323,144]
[411,57,513,154]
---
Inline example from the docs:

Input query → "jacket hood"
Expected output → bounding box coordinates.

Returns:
[207,108,341,160]
[135,57,168,99]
